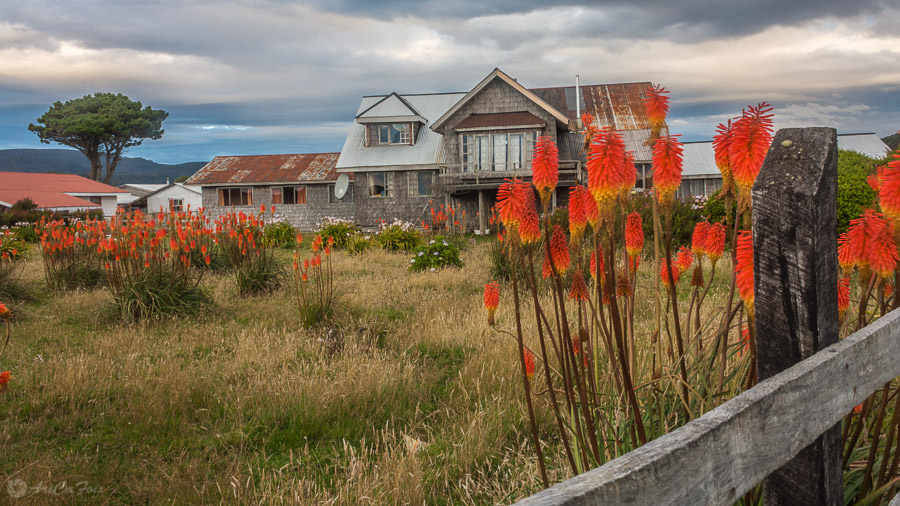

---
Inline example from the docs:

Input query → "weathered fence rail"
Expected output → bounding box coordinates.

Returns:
[516,127,900,505]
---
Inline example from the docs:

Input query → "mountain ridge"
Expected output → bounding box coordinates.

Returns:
[0,148,207,184]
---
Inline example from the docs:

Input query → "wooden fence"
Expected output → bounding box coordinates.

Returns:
[516,128,900,505]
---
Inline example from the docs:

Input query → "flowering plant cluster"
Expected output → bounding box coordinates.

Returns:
[214,206,283,295]
[37,217,107,290]
[0,230,26,298]
[375,218,420,252]
[423,202,467,238]
[318,217,358,249]
[482,86,774,488]
[408,236,464,272]
[291,234,336,327]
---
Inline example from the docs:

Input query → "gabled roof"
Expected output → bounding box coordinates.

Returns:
[531,82,654,131]
[454,111,546,130]
[186,153,344,185]
[0,171,125,209]
[431,68,570,134]
[144,182,202,198]
[336,92,467,171]
[837,133,891,159]
[355,92,425,123]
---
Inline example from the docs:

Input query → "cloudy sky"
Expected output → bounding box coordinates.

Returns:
[1,0,898,164]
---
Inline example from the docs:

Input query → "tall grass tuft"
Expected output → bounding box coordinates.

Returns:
[291,234,338,328]
[37,216,107,291]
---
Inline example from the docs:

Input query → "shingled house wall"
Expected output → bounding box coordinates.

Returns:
[200,184,354,231]
[350,170,438,228]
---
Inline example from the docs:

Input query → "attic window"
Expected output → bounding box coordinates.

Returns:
[368,123,412,146]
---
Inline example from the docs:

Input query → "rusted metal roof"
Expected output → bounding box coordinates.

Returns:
[530,82,654,131]
[454,111,546,130]
[186,153,346,185]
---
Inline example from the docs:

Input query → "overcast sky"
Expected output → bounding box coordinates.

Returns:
[1,0,898,164]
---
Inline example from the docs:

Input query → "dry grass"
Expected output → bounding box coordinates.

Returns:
[0,241,744,504]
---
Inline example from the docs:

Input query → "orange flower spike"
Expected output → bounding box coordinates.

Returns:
[483,281,500,326]
[691,221,710,259]
[644,84,669,126]
[549,225,570,275]
[568,270,590,301]
[541,249,553,279]
[590,245,605,281]
[624,212,644,260]
[660,258,681,286]
[518,185,542,246]
[620,151,638,198]
[735,230,755,316]
[676,246,694,272]
[586,128,628,220]
[878,153,900,223]
[0,301,8,317]
[524,348,535,383]
[705,222,727,266]
[838,277,850,322]
[532,135,559,209]
[568,185,587,243]
[497,179,526,235]
[729,103,774,206]
[0,371,10,388]
[712,120,734,194]
[581,185,600,231]
[652,135,684,211]
[868,216,899,279]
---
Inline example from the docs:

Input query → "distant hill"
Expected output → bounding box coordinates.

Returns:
[0,149,207,184]
[884,133,899,152]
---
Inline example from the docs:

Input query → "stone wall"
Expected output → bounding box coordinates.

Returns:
[201,184,355,231]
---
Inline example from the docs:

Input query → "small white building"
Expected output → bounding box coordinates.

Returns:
[142,183,203,213]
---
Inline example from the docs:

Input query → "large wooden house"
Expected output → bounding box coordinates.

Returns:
[336,68,661,232]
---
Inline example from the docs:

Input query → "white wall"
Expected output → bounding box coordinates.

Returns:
[147,184,203,213]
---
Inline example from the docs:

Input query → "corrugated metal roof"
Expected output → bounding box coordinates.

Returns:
[681,133,891,179]
[531,82,654,131]
[558,128,662,164]
[455,111,546,130]
[837,133,891,159]
[186,153,343,185]
[336,92,467,170]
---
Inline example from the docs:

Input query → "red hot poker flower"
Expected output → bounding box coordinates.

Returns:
[644,84,669,144]
[532,136,559,209]
[691,222,709,258]
[549,225,571,275]
[712,120,734,195]
[705,222,727,265]
[497,179,527,234]
[878,152,900,223]
[675,246,694,272]
[846,209,899,278]
[660,258,681,286]
[624,212,644,259]
[568,270,590,301]
[484,281,500,326]
[838,277,850,322]
[729,103,774,207]
[587,128,628,221]
[518,185,542,246]
[568,185,588,242]
[0,371,9,388]
[0,301,7,317]
[524,348,535,382]
[590,245,605,281]
[652,135,684,210]
[735,230,755,316]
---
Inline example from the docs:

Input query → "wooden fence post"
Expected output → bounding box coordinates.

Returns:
[752,127,842,505]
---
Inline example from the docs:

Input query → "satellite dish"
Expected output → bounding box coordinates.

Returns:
[334,174,350,199]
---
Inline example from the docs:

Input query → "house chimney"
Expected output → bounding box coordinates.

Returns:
[575,75,583,130]
[166,178,170,185]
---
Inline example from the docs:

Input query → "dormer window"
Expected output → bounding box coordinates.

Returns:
[368,123,414,146]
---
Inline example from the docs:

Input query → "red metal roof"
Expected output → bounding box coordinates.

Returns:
[454,111,546,130]
[185,153,347,185]
[0,171,126,209]
[530,82,654,131]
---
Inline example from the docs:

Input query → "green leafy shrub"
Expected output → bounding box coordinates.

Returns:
[409,236,464,272]
[347,233,374,255]
[836,149,878,235]
[701,189,736,225]
[376,219,420,252]
[318,217,357,249]
[263,219,297,248]
[214,209,284,295]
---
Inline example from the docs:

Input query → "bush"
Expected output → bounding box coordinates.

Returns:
[263,219,296,248]
[836,149,878,235]
[215,208,284,295]
[37,218,106,291]
[701,189,736,225]
[409,236,464,272]
[103,210,215,320]
[291,235,338,328]
[347,233,374,255]
[235,252,284,296]
[376,219,420,252]
[318,217,357,249]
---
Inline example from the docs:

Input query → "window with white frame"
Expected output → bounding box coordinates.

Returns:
[271,186,307,205]
[460,131,537,172]
[368,172,393,197]
[168,198,184,212]
[408,171,433,197]
[368,123,412,145]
